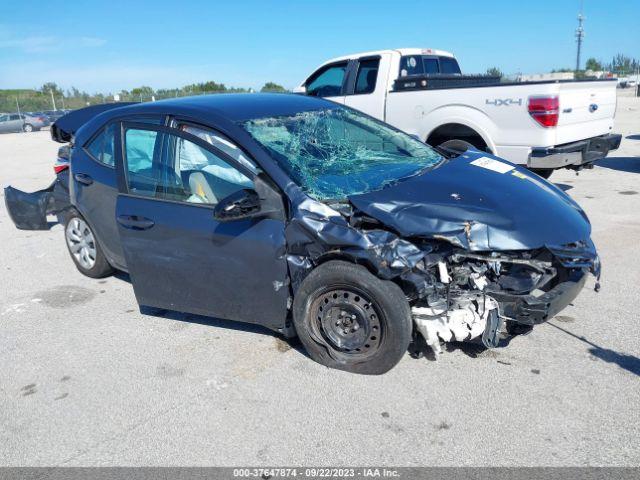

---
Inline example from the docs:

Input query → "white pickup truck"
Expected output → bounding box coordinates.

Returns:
[296,48,622,178]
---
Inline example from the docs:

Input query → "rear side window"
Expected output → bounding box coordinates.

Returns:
[306,62,348,97]
[354,58,380,94]
[123,128,161,197]
[85,124,116,167]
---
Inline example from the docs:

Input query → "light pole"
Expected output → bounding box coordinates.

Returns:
[49,88,57,111]
[575,13,585,71]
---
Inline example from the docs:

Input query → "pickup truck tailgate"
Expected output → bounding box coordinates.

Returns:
[556,80,616,145]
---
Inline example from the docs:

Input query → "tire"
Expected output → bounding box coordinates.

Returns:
[292,260,412,375]
[529,168,553,179]
[23,123,33,133]
[64,210,114,278]
[438,139,476,154]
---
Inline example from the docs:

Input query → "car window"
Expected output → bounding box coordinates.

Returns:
[439,56,461,74]
[306,62,348,97]
[124,128,162,197]
[423,57,439,74]
[0,115,7,122]
[178,124,257,174]
[9,114,21,121]
[171,133,253,205]
[86,124,116,167]
[354,58,380,94]
[399,55,423,77]
[124,127,253,205]
[242,107,443,201]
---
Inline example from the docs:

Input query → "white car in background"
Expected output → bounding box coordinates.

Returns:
[297,48,622,178]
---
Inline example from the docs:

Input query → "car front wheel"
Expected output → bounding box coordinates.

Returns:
[293,261,412,375]
[64,211,114,278]
[23,123,33,132]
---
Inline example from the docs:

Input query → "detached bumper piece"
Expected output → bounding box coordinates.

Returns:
[491,269,588,325]
[4,176,70,230]
[529,133,622,170]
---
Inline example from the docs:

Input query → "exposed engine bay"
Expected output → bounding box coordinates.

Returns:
[285,186,600,356]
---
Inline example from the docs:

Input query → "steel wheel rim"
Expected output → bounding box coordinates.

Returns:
[66,218,97,270]
[310,287,383,359]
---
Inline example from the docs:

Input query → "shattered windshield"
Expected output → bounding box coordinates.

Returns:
[241,107,443,200]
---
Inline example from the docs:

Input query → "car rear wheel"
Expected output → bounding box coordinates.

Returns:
[64,211,113,278]
[23,123,33,133]
[293,261,412,375]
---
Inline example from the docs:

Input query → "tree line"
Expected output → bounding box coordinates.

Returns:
[0,81,288,113]
[484,53,638,80]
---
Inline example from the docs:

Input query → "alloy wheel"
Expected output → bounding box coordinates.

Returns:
[65,217,97,270]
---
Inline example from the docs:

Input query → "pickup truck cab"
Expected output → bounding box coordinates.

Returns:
[296,48,622,178]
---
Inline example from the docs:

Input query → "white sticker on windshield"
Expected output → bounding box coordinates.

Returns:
[470,157,515,174]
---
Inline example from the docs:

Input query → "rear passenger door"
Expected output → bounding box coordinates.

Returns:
[73,116,163,270]
[303,61,349,104]
[114,122,290,330]
[7,114,23,132]
[343,54,391,120]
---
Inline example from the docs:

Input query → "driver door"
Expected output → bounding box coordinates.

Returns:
[113,122,290,331]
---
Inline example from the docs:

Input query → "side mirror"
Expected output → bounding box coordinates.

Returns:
[213,188,261,221]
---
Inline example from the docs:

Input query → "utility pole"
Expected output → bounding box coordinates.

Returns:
[575,10,585,71]
[49,88,57,111]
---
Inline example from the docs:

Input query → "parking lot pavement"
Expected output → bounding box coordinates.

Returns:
[1,96,639,467]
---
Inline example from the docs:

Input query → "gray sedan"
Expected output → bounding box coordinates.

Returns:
[0,113,48,133]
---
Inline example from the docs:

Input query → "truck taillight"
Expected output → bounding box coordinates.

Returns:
[528,96,559,128]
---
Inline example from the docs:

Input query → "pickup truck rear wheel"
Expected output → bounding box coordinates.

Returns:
[293,260,412,375]
[530,168,553,179]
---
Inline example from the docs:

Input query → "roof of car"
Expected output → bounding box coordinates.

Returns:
[112,93,339,123]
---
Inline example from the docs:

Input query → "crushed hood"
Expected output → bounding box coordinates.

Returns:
[348,151,591,251]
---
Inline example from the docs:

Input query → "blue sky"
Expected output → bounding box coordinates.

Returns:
[1,0,638,93]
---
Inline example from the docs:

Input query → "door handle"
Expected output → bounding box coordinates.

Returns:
[74,173,93,185]
[116,215,155,230]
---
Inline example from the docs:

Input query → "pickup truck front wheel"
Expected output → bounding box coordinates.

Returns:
[530,168,553,179]
[293,261,412,375]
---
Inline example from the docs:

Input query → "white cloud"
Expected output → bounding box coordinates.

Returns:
[0,35,106,53]
[0,61,231,93]
[0,36,58,53]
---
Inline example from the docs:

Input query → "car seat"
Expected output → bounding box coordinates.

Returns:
[188,171,218,204]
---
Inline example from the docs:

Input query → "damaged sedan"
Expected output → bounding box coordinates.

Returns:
[4,94,600,374]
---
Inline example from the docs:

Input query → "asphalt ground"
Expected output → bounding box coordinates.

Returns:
[1,93,638,466]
